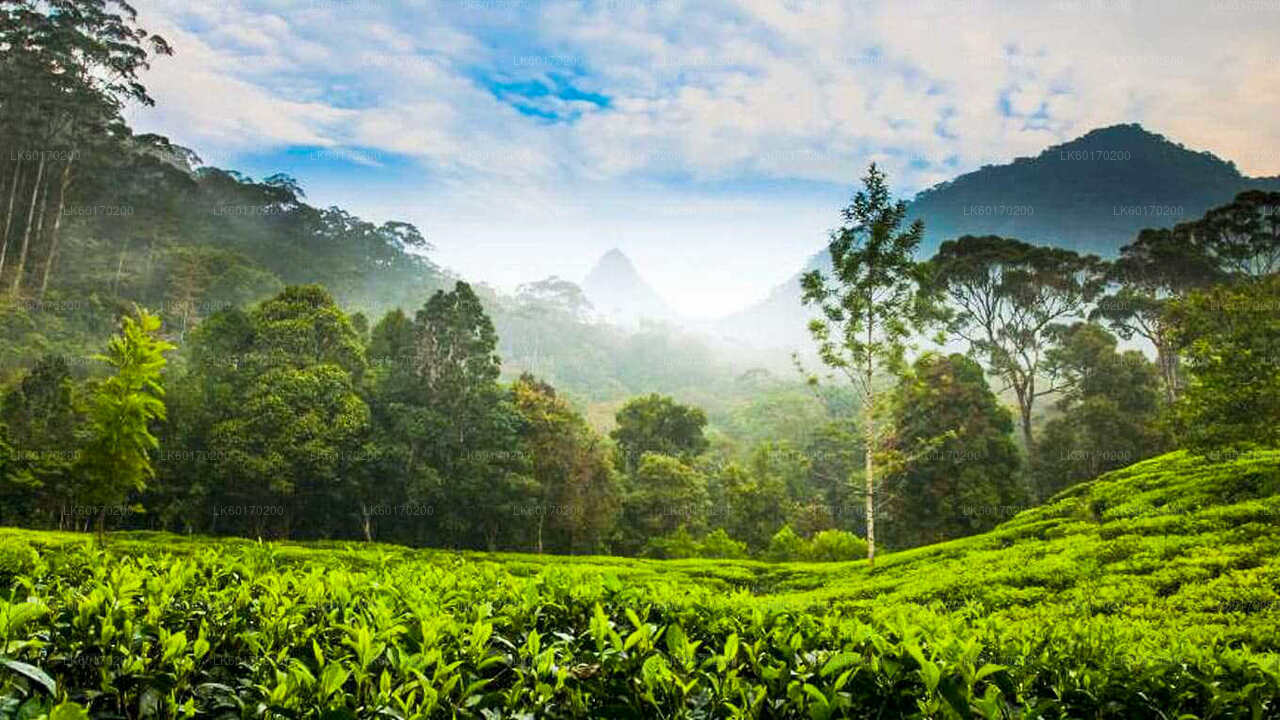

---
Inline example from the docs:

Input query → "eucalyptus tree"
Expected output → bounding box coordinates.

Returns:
[0,0,171,296]
[925,235,1108,452]
[800,163,933,566]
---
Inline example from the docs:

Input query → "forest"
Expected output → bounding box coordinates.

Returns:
[1,0,1278,561]
[2,1,1280,717]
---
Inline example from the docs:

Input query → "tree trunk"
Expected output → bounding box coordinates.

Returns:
[11,153,45,297]
[95,506,107,547]
[0,158,22,279]
[113,237,128,294]
[864,389,876,568]
[1015,380,1035,454]
[38,158,73,300]
[361,503,373,542]
[865,381,875,566]
[536,510,545,555]
[1155,339,1179,404]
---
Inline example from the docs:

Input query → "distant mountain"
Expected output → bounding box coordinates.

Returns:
[581,248,677,326]
[715,124,1280,349]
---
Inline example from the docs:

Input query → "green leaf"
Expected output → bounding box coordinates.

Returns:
[47,702,90,720]
[1,659,56,695]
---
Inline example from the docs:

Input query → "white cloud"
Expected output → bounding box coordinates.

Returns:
[124,0,1280,315]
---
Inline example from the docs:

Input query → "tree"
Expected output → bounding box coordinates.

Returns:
[0,0,172,297]
[512,373,619,553]
[1093,226,1222,402]
[926,234,1107,451]
[610,394,709,472]
[1165,274,1280,452]
[884,353,1024,547]
[716,451,792,551]
[409,282,531,550]
[178,287,370,538]
[76,307,173,542]
[1191,190,1280,280]
[1,354,83,527]
[800,163,932,566]
[1033,323,1169,497]
[620,453,709,553]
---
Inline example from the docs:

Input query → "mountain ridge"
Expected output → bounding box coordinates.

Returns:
[713,123,1280,349]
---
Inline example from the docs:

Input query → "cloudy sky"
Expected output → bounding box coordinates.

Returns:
[125,0,1280,318]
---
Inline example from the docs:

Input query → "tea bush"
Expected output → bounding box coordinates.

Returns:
[1,450,1278,718]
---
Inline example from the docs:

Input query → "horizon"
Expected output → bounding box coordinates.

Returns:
[123,0,1280,319]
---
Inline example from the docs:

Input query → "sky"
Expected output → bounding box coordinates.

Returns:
[125,0,1280,319]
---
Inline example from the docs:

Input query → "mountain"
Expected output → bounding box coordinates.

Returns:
[581,248,678,327]
[715,124,1280,349]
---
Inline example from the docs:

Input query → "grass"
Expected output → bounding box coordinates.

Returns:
[2,449,1279,718]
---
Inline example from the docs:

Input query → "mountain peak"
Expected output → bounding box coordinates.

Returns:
[583,249,676,326]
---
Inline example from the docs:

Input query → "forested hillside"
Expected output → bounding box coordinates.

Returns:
[716,124,1280,349]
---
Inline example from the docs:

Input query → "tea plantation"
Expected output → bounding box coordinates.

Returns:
[2,450,1279,719]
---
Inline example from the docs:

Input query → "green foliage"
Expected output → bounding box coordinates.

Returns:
[0,537,38,578]
[764,524,807,562]
[1167,274,1280,452]
[76,307,173,538]
[173,286,370,538]
[885,352,1024,548]
[1033,323,1170,497]
[801,163,933,565]
[511,374,620,554]
[761,526,868,562]
[0,355,82,526]
[646,528,748,560]
[1,450,1280,717]
[806,529,868,562]
[620,453,709,553]
[925,234,1108,450]
[610,394,709,471]
[699,528,749,559]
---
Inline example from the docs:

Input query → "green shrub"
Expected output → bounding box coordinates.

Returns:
[806,529,868,561]
[642,527,700,559]
[699,528,748,559]
[764,523,807,561]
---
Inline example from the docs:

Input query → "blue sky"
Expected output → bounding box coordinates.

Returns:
[126,0,1280,318]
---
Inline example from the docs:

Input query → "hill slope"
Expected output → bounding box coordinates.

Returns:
[3,450,1279,717]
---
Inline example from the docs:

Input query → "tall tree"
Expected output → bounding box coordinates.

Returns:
[1033,323,1168,497]
[1093,226,1222,402]
[407,282,531,550]
[180,286,370,538]
[926,235,1107,451]
[619,453,709,553]
[800,163,932,566]
[884,353,1024,547]
[1,354,83,527]
[512,374,619,553]
[1191,190,1280,280]
[76,306,173,542]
